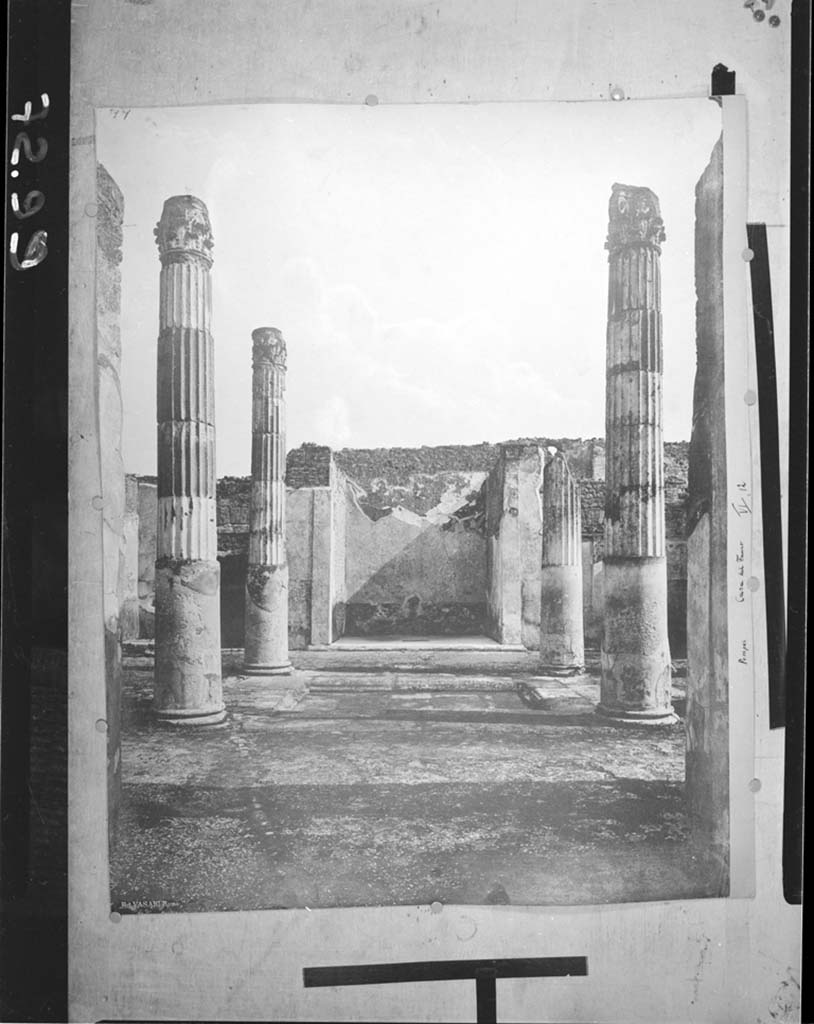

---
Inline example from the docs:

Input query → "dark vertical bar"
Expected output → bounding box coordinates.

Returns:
[746,223,786,729]
[783,0,810,911]
[475,970,497,1024]
[2,0,70,1021]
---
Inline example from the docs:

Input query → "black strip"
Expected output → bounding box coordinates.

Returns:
[783,0,810,911]
[1,1,70,1021]
[303,956,588,987]
[710,63,736,96]
[475,969,498,1024]
[746,223,787,729]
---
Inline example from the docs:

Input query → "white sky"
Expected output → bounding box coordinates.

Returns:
[96,98,722,477]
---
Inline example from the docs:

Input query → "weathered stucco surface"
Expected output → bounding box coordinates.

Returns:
[97,162,123,836]
[686,136,729,858]
[344,493,487,636]
[120,475,140,642]
[484,445,544,645]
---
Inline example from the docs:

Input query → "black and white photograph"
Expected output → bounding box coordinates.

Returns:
[55,2,803,1020]
[94,97,734,913]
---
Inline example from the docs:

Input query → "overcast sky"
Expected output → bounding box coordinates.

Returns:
[97,98,721,477]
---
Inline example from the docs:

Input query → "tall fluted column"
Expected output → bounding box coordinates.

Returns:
[539,450,584,673]
[244,328,292,674]
[599,184,673,722]
[153,196,225,725]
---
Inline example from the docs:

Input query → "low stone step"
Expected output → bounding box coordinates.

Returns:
[289,648,539,674]
[302,671,519,693]
[121,641,686,681]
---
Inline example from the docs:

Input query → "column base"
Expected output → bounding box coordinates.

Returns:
[595,703,678,725]
[538,664,585,677]
[154,705,227,727]
[242,661,293,676]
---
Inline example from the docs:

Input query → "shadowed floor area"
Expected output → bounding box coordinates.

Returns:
[110,661,724,913]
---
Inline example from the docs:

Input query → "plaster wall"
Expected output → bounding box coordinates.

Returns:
[285,487,316,650]
[344,491,487,636]
[132,443,692,647]
[120,476,140,641]
[330,463,349,638]
[686,137,730,853]
[96,163,123,837]
[485,445,543,646]
[581,539,602,646]
[136,479,156,637]
[69,4,795,1021]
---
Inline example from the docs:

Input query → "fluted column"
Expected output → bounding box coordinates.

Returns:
[244,328,292,674]
[599,184,673,722]
[539,450,584,672]
[153,196,224,725]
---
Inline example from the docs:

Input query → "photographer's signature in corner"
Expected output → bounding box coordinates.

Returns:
[116,899,180,914]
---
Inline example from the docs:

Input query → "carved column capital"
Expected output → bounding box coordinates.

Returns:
[252,327,287,370]
[605,183,665,254]
[154,195,214,266]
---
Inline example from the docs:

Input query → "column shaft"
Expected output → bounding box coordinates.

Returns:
[153,196,224,725]
[599,184,673,721]
[539,451,585,672]
[244,328,291,673]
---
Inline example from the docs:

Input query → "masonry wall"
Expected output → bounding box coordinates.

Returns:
[336,448,489,635]
[666,445,690,659]
[344,484,487,636]
[330,462,349,638]
[120,476,140,642]
[216,474,320,649]
[129,438,690,648]
[483,445,544,645]
[136,479,156,638]
[287,488,316,649]
[686,135,729,859]
[96,163,124,837]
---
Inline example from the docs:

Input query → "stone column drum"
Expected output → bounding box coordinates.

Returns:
[153,196,225,725]
[539,450,585,673]
[599,184,674,722]
[244,328,292,674]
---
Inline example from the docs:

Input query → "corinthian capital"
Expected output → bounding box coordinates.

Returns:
[154,195,214,265]
[252,327,287,370]
[605,183,665,253]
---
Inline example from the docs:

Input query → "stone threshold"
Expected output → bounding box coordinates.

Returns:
[308,638,527,652]
[121,640,686,679]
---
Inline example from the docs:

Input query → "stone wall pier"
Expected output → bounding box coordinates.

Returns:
[244,328,292,674]
[153,195,225,725]
[598,184,674,722]
[539,450,584,673]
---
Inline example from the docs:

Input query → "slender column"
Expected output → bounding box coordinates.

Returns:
[244,328,292,674]
[539,450,584,673]
[599,183,674,722]
[153,196,224,725]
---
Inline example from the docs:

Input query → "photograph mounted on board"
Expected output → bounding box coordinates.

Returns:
[93,96,739,913]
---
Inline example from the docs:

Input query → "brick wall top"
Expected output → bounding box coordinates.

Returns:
[579,479,606,537]
[335,443,500,480]
[334,437,606,482]
[286,443,332,488]
[129,437,690,545]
